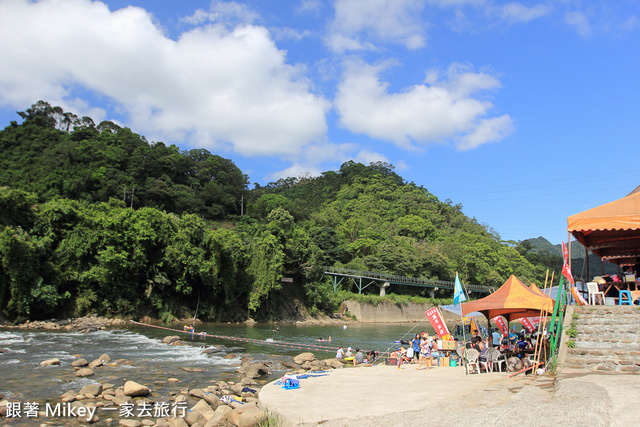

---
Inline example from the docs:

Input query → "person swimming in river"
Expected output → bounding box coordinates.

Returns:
[316,336,332,342]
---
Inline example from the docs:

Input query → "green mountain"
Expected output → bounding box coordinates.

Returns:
[521,236,618,282]
[0,101,561,322]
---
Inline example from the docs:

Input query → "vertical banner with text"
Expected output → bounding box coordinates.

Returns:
[492,315,509,336]
[519,317,536,333]
[426,307,451,339]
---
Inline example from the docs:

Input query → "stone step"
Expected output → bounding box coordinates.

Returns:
[575,306,640,315]
[574,316,640,326]
[562,361,640,373]
[575,324,640,334]
[573,341,640,352]
[567,348,640,360]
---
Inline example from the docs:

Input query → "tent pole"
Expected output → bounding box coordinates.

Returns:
[568,231,572,272]
[585,244,589,282]
[456,271,468,375]
[532,270,549,365]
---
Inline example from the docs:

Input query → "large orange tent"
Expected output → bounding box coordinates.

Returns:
[567,186,640,266]
[460,275,555,322]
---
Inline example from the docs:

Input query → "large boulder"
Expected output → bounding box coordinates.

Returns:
[76,368,94,377]
[202,392,219,409]
[40,358,61,366]
[188,388,206,399]
[192,399,214,420]
[243,363,269,379]
[71,358,88,367]
[88,358,104,369]
[79,384,103,397]
[293,352,315,365]
[162,336,181,344]
[324,358,344,369]
[123,381,150,397]
[184,409,207,426]
[60,390,76,403]
[239,409,268,427]
[205,405,232,427]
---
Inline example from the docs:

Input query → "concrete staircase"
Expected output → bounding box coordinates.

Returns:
[562,305,640,373]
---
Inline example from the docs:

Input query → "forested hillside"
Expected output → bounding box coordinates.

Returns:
[521,237,618,281]
[0,102,551,323]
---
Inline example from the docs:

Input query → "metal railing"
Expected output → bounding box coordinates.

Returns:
[323,266,492,293]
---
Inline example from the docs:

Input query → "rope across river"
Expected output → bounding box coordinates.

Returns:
[129,320,339,353]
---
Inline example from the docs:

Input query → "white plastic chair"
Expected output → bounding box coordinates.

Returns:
[587,282,605,305]
[464,348,480,374]
[489,348,507,373]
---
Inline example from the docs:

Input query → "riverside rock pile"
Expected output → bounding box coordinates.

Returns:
[1,350,269,426]
[0,337,349,426]
[7,315,127,332]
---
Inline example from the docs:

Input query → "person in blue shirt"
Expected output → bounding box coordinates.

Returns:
[508,326,517,350]
[491,328,501,348]
[411,333,421,363]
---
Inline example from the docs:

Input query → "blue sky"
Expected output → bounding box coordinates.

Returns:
[0,0,638,246]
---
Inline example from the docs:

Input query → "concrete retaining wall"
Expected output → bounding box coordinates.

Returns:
[339,300,459,323]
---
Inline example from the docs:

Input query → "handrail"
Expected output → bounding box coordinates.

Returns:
[323,266,492,293]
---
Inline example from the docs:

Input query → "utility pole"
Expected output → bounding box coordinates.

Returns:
[240,195,244,216]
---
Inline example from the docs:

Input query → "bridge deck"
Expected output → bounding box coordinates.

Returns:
[323,267,492,294]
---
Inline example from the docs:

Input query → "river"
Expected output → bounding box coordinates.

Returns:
[0,321,436,405]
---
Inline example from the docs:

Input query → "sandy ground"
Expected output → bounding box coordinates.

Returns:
[259,364,640,426]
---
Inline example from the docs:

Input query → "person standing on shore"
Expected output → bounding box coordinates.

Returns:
[411,333,421,364]
[417,334,432,370]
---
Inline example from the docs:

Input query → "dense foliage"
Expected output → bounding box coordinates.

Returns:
[0,101,249,220]
[0,102,551,322]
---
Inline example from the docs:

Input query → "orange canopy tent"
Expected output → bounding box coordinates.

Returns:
[567,186,640,266]
[460,275,555,322]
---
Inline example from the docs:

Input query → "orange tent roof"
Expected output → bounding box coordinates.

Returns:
[567,186,640,265]
[460,275,555,322]
[529,283,554,300]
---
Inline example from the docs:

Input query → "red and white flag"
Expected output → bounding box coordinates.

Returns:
[426,307,450,338]
[519,317,536,333]
[562,241,575,285]
[492,315,509,336]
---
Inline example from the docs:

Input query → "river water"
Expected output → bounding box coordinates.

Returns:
[0,321,436,405]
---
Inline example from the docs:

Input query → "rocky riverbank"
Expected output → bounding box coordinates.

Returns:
[0,331,350,427]
[2,315,128,333]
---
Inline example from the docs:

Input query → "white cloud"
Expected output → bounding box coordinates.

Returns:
[620,16,638,32]
[335,60,513,149]
[327,0,427,53]
[0,0,329,157]
[456,114,513,150]
[355,149,389,164]
[297,0,323,14]
[267,163,322,181]
[266,140,364,181]
[501,3,550,24]
[181,1,260,27]
[271,27,313,42]
[565,10,592,37]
